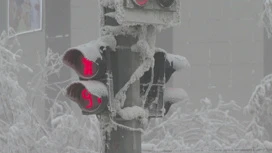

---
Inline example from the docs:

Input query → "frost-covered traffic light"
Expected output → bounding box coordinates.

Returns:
[115,0,181,25]
[141,49,190,117]
[63,36,116,115]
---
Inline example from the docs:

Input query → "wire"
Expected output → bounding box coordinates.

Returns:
[109,116,144,133]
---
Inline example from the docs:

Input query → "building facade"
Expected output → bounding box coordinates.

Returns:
[172,0,264,121]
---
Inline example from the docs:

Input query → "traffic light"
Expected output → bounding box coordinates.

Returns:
[141,50,189,117]
[62,36,116,115]
[115,0,181,25]
[65,81,108,114]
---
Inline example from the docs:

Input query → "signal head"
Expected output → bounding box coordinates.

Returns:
[62,36,116,80]
[62,41,107,79]
[66,81,108,114]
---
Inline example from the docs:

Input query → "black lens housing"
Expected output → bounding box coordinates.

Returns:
[157,0,174,8]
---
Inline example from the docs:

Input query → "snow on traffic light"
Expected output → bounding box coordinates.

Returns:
[62,36,116,115]
[163,87,189,116]
[164,51,190,83]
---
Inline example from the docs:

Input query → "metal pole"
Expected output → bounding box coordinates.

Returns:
[103,7,142,153]
[106,49,142,153]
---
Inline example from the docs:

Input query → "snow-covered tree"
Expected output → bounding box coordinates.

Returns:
[143,95,272,152]
[245,74,272,140]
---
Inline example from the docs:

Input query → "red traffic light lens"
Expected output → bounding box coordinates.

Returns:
[81,88,103,109]
[63,49,100,79]
[157,0,174,7]
[134,0,149,6]
[66,81,108,114]
[82,57,96,78]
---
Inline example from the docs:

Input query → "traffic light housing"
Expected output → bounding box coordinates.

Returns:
[141,50,189,117]
[62,43,107,80]
[115,0,181,25]
[63,36,116,115]
[66,81,108,114]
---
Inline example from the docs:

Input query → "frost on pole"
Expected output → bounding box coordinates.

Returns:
[118,106,148,120]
